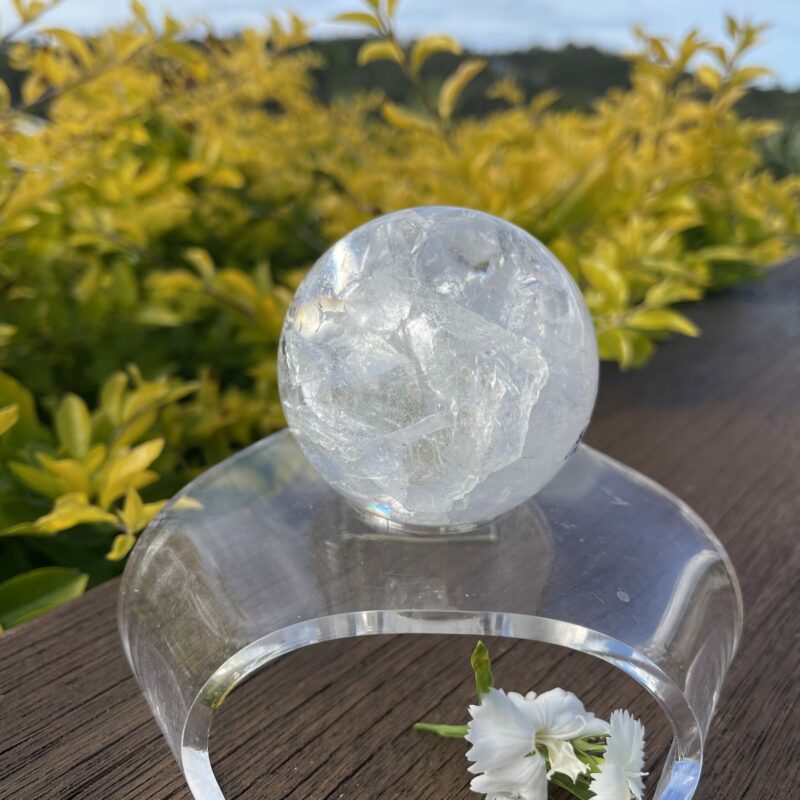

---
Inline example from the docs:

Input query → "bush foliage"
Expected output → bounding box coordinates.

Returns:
[0,0,797,627]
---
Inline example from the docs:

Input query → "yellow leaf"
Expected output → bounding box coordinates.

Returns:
[2,214,39,235]
[83,444,107,476]
[645,281,702,307]
[55,393,92,459]
[209,166,244,189]
[9,461,62,498]
[100,372,129,426]
[36,455,90,494]
[173,496,203,511]
[106,533,136,561]
[216,269,259,307]
[580,259,628,305]
[11,0,48,23]
[357,40,403,67]
[333,12,382,32]
[113,409,159,450]
[0,80,10,110]
[42,28,93,68]
[21,75,48,107]
[34,492,118,534]
[626,309,700,337]
[438,58,485,120]
[99,438,164,508]
[732,66,773,85]
[120,384,168,422]
[410,35,462,77]
[597,329,635,369]
[648,37,670,64]
[381,102,434,132]
[695,65,721,92]
[488,76,525,106]
[117,490,165,533]
[118,485,146,533]
[143,499,168,518]
[184,247,216,281]
[0,405,19,437]
[131,0,148,24]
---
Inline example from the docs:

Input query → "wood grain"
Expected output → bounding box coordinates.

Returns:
[1,261,798,799]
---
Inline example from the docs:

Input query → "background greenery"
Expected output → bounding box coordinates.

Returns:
[0,0,797,629]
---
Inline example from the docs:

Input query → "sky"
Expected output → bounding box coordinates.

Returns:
[2,0,799,88]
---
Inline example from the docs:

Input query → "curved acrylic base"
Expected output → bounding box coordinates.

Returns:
[119,430,742,800]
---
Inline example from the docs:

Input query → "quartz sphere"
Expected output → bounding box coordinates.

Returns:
[278,207,598,529]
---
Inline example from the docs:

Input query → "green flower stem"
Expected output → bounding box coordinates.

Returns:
[412,722,469,738]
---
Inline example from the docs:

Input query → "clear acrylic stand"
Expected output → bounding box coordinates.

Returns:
[119,428,742,800]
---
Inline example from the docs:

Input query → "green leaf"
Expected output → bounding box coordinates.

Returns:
[438,59,485,120]
[333,12,382,31]
[626,308,700,337]
[0,567,88,629]
[410,35,462,77]
[357,39,403,67]
[55,393,92,459]
[0,371,49,447]
[99,372,129,427]
[412,722,468,738]
[470,640,494,699]
[549,773,595,800]
[695,245,748,261]
[0,405,19,437]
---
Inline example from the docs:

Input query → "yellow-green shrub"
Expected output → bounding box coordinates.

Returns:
[0,0,797,627]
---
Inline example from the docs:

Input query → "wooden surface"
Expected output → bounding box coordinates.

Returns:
[1,262,799,799]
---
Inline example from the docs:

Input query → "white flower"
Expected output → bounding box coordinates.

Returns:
[465,688,609,799]
[589,710,647,800]
[470,752,547,800]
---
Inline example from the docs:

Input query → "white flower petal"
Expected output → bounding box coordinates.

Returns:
[596,710,647,800]
[627,772,646,800]
[605,710,646,777]
[507,690,537,709]
[466,688,536,772]
[514,687,609,741]
[470,753,548,800]
[590,762,630,800]
[543,737,588,782]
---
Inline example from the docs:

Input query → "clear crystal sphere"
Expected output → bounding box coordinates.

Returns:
[278,207,598,529]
